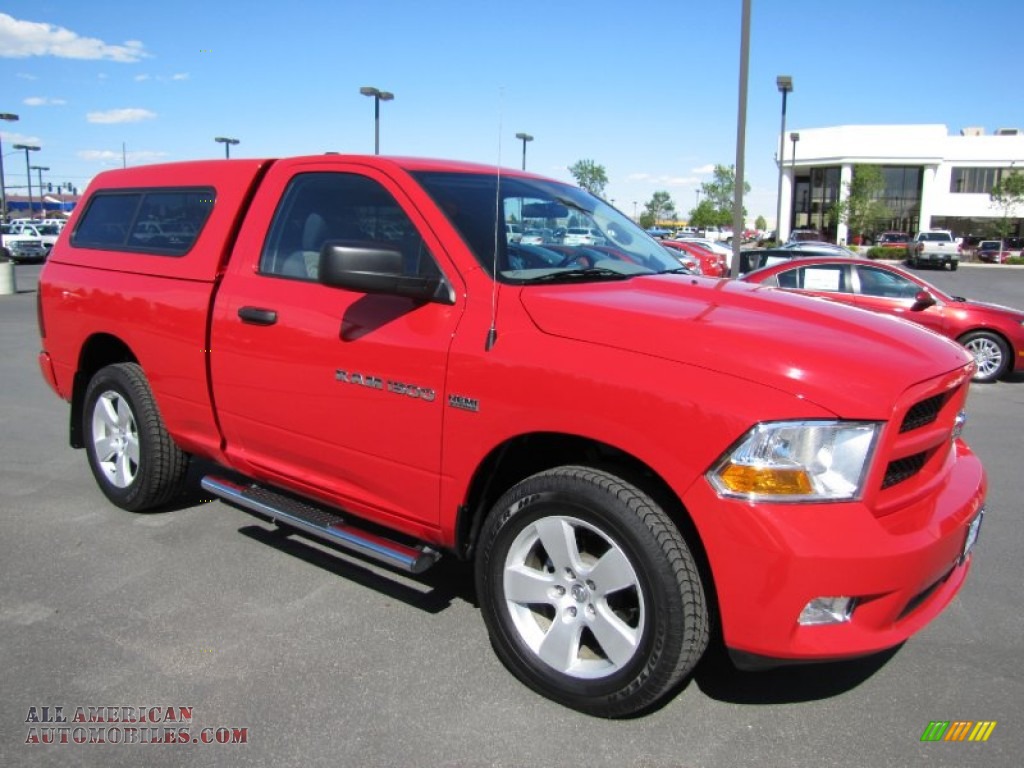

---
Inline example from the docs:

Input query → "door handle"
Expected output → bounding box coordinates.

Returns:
[238,306,278,325]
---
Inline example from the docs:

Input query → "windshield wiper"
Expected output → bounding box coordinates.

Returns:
[553,195,593,215]
[523,267,635,284]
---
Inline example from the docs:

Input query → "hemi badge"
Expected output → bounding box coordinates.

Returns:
[448,394,479,412]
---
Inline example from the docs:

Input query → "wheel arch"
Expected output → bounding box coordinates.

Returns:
[70,334,139,448]
[455,431,719,627]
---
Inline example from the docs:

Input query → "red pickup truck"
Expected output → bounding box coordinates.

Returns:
[37,155,986,717]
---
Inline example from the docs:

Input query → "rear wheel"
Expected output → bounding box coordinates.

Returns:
[83,363,189,510]
[959,331,1010,383]
[475,466,708,717]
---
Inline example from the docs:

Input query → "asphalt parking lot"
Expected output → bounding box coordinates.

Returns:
[1,262,1022,768]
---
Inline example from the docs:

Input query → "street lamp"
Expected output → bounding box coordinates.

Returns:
[30,166,49,214]
[775,75,793,242]
[359,86,394,155]
[514,132,533,171]
[0,112,19,221]
[13,143,40,219]
[214,136,239,159]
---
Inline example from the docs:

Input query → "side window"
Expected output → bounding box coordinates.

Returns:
[774,269,798,288]
[71,189,214,255]
[260,172,442,282]
[857,266,920,299]
[796,265,847,292]
[72,194,140,248]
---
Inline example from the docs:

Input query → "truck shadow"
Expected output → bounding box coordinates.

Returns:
[171,459,477,614]
[692,641,902,705]
[237,523,476,615]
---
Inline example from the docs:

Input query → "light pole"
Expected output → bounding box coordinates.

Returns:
[0,112,19,221]
[30,165,49,215]
[13,143,40,219]
[730,0,751,276]
[774,75,793,243]
[214,136,239,158]
[789,132,799,228]
[514,132,533,171]
[359,86,393,155]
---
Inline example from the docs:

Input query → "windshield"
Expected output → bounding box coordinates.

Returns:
[412,171,680,283]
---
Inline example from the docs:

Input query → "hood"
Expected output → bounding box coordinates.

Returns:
[519,275,972,416]
[957,298,1024,320]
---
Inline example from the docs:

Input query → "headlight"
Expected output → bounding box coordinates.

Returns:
[709,420,881,502]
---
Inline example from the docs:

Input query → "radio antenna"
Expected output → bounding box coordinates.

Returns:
[486,88,503,351]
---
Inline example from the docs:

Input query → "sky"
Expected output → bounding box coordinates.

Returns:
[2,0,1022,226]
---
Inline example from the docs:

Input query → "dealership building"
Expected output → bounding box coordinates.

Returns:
[778,124,1024,244]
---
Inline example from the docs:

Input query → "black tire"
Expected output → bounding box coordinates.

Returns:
[950,261,958,271]
[83,363,189,511]
[959,331,1011,383]
[475,466,709,717]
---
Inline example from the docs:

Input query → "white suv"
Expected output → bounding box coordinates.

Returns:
[563,227,606,246]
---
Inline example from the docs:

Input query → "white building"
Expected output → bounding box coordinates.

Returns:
[778,124,1024,244]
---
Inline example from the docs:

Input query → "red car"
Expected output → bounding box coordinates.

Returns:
[976,240,1012,264]
[660,239,727,277]
[741,256,1024,382]
[876,232,910,249]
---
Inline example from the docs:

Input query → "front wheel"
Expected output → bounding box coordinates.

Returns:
[959,331,1010,383]
[475,467,709,717]
[83,363,190,511]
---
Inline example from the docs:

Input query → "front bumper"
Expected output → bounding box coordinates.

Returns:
[685,439,986,664]
[916,252,957,265]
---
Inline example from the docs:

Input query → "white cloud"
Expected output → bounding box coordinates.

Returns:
[661,176,700,187]
[23,96,66,106]
[691,164,716,174]
[625,172,699,187]
[86,108,156,124]
[0,13,149,62]
[134,74,150,82]
[171,73,189,81]
[78,149,168,164]
[0,130,43,147]
[17,72,37,80]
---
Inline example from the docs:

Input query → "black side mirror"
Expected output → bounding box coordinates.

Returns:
[319,241,451,304]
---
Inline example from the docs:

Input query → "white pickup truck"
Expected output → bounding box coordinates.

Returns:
[1,223,48,262]
[909,230,959,270]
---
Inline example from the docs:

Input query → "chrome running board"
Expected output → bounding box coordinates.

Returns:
[201,475,440,574]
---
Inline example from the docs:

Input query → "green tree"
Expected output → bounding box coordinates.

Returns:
[831,165,889,241]
[568,159,608,198]
[687,199,720,228]
[638,212,656,229]
[990,171,1024,245]
[700,165,750,226]
[645,191,676,226]
[755,214,767,231]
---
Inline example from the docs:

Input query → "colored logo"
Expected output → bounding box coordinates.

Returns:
[921,721,997,742]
